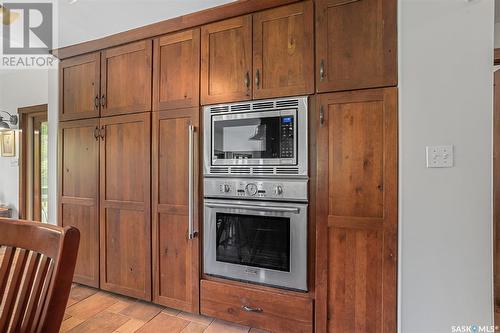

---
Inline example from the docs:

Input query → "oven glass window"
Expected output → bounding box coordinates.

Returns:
[212,115,294,160]
[215,213,290,272]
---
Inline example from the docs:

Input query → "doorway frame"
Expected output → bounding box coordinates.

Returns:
[17,104,48,220]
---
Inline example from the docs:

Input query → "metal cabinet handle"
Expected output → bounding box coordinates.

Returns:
[93,126,100,141]
[320,105,325,127]
[188,123,197,240]
[94,96,99,110]
[242,305,263,313]
[255,69,260,89]
[320,59,325,81]
[245,71,250,90]
[100,94,106,108]
[100,126,105,140]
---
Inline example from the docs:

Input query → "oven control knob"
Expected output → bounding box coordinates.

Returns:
[223,184,231,193]
[274,185,283,196]
[245,183,258,196]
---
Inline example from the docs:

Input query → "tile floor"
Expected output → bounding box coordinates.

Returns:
[61,284,268,333]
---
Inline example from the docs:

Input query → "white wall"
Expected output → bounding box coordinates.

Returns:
[0,70,49,219]
[399,1,494,332]
[57,0,234,48]
[495,23,500,48]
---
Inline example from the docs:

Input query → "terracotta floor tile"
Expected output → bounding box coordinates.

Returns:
[67,311,129,333]
[180,322,208,333]
[119,300,164,322]
[108,299,134,313]
[66,292,118,320]
[69,284,98,302]
[60,316,84,332]
[204,319,250,333]
[162,306,181,316]
[135,313,190,333]
[177,311,214,326]
[114,318,146,333]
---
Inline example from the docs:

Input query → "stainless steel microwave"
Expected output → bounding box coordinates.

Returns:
[203,96,308,178]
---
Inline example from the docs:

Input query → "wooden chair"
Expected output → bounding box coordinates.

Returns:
[0,218,80,333]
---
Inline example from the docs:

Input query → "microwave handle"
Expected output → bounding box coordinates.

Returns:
[188,123,197,240]
[205,203,300,214]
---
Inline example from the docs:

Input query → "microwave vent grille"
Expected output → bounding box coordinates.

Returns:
[276,99,299,108]
[210,167,229,174]
[210,106,229,113]
[276,167,300,175]
[252,167,274,175]
[231,104,251,112]
[230,167,251,174]
[253,102,274,110]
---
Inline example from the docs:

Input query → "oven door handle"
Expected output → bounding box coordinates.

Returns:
[205,203,300,214]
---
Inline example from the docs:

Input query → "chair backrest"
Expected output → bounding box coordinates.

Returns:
[0,218,79,333]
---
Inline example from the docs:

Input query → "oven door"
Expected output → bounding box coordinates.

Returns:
[204,199,307,291]
[211,110,297,166]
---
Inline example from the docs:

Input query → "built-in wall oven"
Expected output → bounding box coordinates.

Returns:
[203,96,308,292]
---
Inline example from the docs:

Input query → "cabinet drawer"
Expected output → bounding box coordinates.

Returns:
[201,280,313,333]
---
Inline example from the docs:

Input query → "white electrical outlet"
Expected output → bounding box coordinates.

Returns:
[426,145,454,168]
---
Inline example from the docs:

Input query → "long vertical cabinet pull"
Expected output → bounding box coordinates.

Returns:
[188,123,197,240]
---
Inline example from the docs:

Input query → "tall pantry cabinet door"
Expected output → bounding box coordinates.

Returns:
[99,113,152,300]
[152,108,200,313]
[59,53,101,121]
[316,0,397,92]
[58,119,100,287]
[315,88,398,333]
[101,40,153,116]
[153,29,200,111]
[201,15,252,105]
[253,1,314,99]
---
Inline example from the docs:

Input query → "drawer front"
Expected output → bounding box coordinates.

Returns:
[201,280,313,333]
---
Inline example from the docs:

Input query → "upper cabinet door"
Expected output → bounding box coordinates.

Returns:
[101,40,153,116]
[154,29,200,111]
[201,15,252,105]
[253,1,314,99]
[316,0,397,92]
[60,52,101,121]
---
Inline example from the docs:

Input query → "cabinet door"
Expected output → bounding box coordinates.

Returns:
[315,89,397,333]
[201,15,252,105]
[99,113,151,300]
[101,41,153,116]
[59,119,100,287]
[316,0,397,92]
[60,53,100,121]
[154,29,200,111]
[152,108,200,312]
[253,1,314,99]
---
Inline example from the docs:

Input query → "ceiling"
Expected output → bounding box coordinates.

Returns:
[57,0,235,48]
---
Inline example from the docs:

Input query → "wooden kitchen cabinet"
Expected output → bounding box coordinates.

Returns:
[59,53,101,121]
[101,40,153,116]
[201,15,252,105]
[99,112,151,301]
[253,1,314,99]
[154,29,200,111]
[315,88,398,333]
[316,0,397,92]
[58,119,100,287]
[152,108,200,312]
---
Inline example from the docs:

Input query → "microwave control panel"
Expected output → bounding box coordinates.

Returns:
[204,178,308,202]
